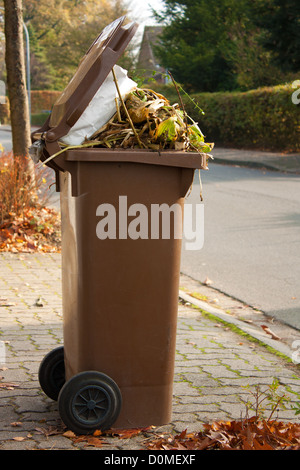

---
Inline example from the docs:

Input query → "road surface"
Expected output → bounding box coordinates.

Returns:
[182,163,300,330]
[0,126,12,152]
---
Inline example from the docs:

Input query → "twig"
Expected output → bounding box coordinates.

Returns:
[42,141,104,166]
[176,81,205,116]
[267,395,287,423]
[168,71,189,136]
[112,67,144,149]
[114,97,122,122]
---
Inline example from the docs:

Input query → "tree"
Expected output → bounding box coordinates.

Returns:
[153,0,245,92]
[26,22,54,90]
[22,0,133,90]
[0,10,4,84]
[153,0,298,92]
[3,0,33,168]
[252,0,300,73]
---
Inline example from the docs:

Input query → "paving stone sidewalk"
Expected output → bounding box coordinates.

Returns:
[0,252,300,451]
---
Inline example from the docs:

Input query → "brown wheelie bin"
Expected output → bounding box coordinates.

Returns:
[33,17,208,435]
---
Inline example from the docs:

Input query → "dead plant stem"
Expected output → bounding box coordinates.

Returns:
[114,97,122,122]
[112,67,144,149]
[168,71,189,135]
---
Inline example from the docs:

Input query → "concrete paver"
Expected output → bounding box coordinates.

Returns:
[0,252,300,450]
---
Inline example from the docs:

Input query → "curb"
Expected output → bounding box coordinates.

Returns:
[179,290,296,362]
[212,157,300,174]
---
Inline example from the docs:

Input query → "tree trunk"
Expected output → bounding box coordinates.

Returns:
[4,0,33,176]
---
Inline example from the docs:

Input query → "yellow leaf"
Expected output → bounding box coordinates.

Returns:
[63,430,76,438]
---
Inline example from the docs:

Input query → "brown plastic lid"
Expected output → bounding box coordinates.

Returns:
[46,16,138,142]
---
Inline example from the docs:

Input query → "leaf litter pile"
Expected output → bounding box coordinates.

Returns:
[0,205,61,254]
[48,74,214,164]
[81,86,214,155]
[42,82,214,201]
[0,153,61,253]
[50,418,300,450]
[145,418,300,450]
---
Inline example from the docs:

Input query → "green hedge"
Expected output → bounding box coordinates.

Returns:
[31,112,51,127]
[3,85,299,152]
[1,90,61,124]
[31,90,61,114]
[157,83,300,153]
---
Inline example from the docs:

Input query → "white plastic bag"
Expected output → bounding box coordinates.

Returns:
[60,65,137,146]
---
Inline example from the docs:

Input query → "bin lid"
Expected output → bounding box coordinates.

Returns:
[47,16,138,139]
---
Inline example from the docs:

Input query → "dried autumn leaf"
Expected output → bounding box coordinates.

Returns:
[108,427,151,439]
[83,437,103,448]
[0,382,19,390]
[146,419,300,450]
[34,426,62,437]
[77,86,213,159]
[70,434,107,448]
[0,205,61,254]
[261,325,281,340]
[154,116,181,142]
[63,430,76,438]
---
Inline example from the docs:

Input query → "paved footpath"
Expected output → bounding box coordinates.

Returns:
[0,252,300,451]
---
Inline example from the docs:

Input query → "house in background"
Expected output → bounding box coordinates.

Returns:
[136,26,167,84]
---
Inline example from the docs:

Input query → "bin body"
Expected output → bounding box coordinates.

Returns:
[59,149,194,428]
[32,17,208,432]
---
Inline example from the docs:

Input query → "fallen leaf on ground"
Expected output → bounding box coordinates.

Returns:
[146,418,300,450]
[63,430,76,438]
[73,436,104,448]
[34,426,62,437]
[0,206,61,254]
[64,426,153,449]
[108,427,152,439]
[0,382,19,390]
[261,325,281,340]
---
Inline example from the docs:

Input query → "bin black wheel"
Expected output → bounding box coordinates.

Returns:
[58,371,122,435]
[38,346,65,401]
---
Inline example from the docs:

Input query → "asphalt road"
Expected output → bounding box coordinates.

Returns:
[0,127,12,152]
[182,163,300,331]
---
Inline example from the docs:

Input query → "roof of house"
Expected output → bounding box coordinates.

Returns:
[137,26,164,76]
